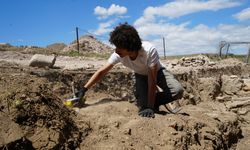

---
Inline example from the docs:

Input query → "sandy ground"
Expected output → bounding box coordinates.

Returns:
[0,50,250,149]
[0,50,109,69]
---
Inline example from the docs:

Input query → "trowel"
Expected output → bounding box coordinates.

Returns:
[64,82,81,107]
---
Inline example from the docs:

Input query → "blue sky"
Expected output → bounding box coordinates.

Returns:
[1,0,250,55]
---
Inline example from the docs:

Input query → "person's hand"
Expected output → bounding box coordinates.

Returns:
[138,108,155,118]
[75,87,88,102]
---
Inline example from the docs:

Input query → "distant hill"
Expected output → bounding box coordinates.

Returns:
[63,35,113,53]
[47,43,67,51]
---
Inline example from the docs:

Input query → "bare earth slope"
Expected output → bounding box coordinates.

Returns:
[0,50,250,149]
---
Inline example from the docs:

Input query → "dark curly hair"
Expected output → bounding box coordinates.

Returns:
[109,23,142,52]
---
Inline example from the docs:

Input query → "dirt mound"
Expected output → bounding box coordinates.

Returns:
[63,35,113,53]
[0,61,91,149]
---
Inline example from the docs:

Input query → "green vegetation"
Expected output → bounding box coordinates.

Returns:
[67,51,81,57]
[81,51,112,59]
[0,44,24,52]
[63,50,112,59]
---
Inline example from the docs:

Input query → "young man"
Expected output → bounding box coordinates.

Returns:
[77,23,183,118]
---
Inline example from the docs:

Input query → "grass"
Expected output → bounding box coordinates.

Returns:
[223,53,250,63]
[0,44,111,59]
[67,51,81,57]
[82,52,112,59]
[62,50,112,59]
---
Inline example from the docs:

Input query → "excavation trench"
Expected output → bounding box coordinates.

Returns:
[0,60,250,149]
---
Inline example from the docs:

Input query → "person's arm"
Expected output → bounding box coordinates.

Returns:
[84,63,114,89]
[147,64,158,108]
[73,63,114,103]
[138,64,157,118]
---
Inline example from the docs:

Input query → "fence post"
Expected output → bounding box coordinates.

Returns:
[219,41,225,58]
[225,43,230,58]
[163,37,166,59]
[76,27,80,53]
[246,46,250,64]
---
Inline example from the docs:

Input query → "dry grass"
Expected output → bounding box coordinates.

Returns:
[1,44,248,62]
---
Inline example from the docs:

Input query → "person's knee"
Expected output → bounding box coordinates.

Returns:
[173,84,184,100]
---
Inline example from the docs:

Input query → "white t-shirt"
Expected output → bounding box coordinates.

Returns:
[108,41,163,75]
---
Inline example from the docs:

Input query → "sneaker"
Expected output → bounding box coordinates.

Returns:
[164,104,182,114]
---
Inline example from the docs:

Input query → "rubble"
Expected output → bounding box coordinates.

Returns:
[177,55,213,67]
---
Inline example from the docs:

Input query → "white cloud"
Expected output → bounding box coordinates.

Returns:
[93,20,115,36]
[136,22,250,56]
[92,1,250,56]
[94,4,127,19]
[234,7,250,21]
[135,0,241,26]
[132,0,250,56]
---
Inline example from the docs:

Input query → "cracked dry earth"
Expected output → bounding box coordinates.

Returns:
[0,50,250,150]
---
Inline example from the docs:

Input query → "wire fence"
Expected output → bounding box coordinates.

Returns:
[218,41,250,63]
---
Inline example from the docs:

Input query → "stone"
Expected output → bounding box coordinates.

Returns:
[29,54,56,68]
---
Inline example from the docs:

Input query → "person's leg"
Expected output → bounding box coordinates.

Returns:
[133,73,148,111]
[156,68,183,106]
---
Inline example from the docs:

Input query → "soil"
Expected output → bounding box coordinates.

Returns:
[0,50,250,150]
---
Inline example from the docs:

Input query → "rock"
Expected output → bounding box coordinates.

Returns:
[198,77,221,101]
[145,145,153,150]
[28,128,59,149]
[242,79,250,91]
[0,116,24,146]
[216,96,232,102]
[237,108,249,115]
[225,99,250,109]
[221,75,243,95]
[177,55,211,67]
[114,122,120,128]
[230,75,238,79]
[29,54,56,68]
[208,61,216,66]
[123,128,132,135]
[232,97,250,101]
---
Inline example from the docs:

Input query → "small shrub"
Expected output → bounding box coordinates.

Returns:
[68,51,80,57]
